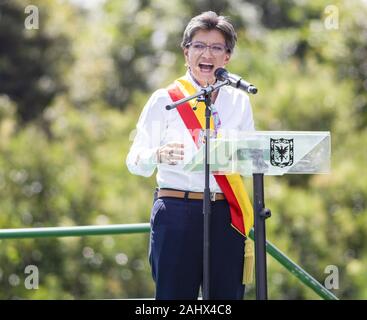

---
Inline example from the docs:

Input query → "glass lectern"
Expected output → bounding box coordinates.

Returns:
[184,131,331,299]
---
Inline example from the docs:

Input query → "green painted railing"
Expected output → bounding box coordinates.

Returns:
[0,223,149,239]
[0,223,338,300]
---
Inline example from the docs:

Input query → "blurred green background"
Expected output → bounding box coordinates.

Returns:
[0,0,366,299]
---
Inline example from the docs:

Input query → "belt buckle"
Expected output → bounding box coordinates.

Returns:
[210,192,216,202]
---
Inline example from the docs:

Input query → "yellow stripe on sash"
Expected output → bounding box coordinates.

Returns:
[226,174,254,234]
[175,78,214,130]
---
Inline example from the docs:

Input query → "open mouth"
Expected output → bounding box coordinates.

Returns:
[198,63,214,72]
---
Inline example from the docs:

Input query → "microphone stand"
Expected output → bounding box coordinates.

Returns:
[166,80,230,300]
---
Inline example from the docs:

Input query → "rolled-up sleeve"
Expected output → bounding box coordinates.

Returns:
[126,89,170,177]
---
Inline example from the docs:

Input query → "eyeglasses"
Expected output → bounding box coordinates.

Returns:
[186,41,228,56]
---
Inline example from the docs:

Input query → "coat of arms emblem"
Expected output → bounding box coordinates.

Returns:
[270,138,294,168]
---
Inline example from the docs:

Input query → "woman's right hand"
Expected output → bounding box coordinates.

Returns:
[157,142,185,165]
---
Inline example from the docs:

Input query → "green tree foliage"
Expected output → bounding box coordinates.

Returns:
[0,0,366,299]
[0,0,74,122]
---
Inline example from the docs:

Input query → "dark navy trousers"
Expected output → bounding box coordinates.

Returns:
[149,196,245,300]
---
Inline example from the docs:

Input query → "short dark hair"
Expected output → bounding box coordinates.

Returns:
[181,11,237,53]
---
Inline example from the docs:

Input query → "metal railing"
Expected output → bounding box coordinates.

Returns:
[0,223,338,300]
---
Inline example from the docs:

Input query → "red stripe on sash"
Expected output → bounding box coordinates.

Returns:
[214,175,246,234]
[167,84,202,146]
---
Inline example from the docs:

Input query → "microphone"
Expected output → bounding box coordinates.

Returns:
[215,68,258,94]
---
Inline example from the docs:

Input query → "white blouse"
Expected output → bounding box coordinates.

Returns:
[126,72,255,192]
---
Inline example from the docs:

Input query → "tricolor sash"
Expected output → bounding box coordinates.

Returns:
[167,77,254,237]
